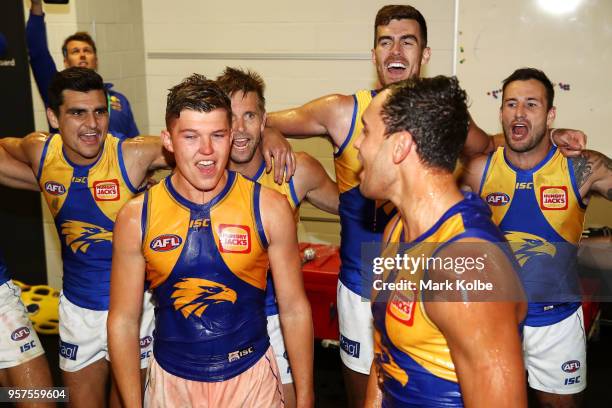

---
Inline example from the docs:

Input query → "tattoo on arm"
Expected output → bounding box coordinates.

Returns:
[572,154,593,189]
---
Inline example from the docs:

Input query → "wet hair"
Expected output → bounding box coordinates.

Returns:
[47,67,106,115]
[165,73,232,128]
[381,76,468,172]
[62,32,97,57]
[374,5,428,47]
[216,67,266,113]
[502,67,555,110]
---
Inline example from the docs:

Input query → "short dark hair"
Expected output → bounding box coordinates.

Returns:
[165,73,232,128]
[382,76,468,172]
[502,68,555,110]
[48,67,106,115]
[374,5,428,47]
[62,32,97,57]
[216,67,266,113]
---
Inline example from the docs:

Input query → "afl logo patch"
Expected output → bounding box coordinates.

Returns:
[140,336,153,348]
[93,179,120,201]
[218,224,251,253]
[540,186,568,210]
[387,291,417,326]
[486,192,510,206]
[11,327,31,341]
[44,181,66,196]
[150,234,182,252]
[562,360,580,373]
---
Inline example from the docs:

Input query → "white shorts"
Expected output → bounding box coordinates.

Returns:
[337,280,373,374]
[267,313,293,384]
[59,290,155,372]
[0,280,45,369]
[523,306,587,394]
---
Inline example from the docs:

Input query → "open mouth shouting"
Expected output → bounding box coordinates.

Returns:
[196,159,216,176]
[232,137,250,151]
[78,130,101,145]
[386,60,408,79]
[511,122,529,141]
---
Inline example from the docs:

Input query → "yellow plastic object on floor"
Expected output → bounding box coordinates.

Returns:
[12,280,60,335]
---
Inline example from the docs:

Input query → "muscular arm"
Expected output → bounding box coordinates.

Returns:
[459,154,489,194]
[293,152,339,215]
[261,188,314,407]
[462,116,495,160]
[572,150,612,201]
[267,94,355,148]
[0,133,47,182]
[425,239,527,408]
[0,145,39,191]
[121,135,173,188]
[107,196,146,407]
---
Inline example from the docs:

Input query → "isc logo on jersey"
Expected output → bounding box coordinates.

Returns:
[150,234,182,252]
[486,192,510,206]
[540,186,568,210]
[44,181,66,196]
[387,290,417,326]
[218,224,251,253]
[93,179,120,201]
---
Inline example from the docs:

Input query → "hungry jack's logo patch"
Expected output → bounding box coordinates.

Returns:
[93,179,120,201]
[218,224,251,253]
[540,186,568,210]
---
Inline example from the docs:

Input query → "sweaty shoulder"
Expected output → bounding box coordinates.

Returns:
[258,185,295,242]
[294,151,323,179]
[120,135,162,157]
[115,192,146,231]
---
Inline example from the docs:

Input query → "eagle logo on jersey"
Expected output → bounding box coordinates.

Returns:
[505,231,556,266]
[171,278,237,319]
[61,220,112,253]
[374,331,409,387]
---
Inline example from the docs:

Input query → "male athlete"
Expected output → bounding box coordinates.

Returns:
[462,68,612,408]
[0,67,169,407]
[108,74,314,407]
[216,66,338,407]
[0,149,54,408]
[265,5,581,405]
[27,0,139,137]
[357,76,527,407]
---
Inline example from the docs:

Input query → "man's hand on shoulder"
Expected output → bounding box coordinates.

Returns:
[551,128,587,157]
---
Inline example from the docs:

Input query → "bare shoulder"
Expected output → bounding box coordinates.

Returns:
[259,184,292,213]
[121,135,162,154]
[20,131,50,151]
[294,151,324,174]
[116,193,146,224]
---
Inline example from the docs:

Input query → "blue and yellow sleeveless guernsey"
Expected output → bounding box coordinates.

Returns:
[37,134,140,310]
[373,193,508,407]
[335,89,396,298]
[142,172,271,381]
[479,146,585,327]
[248,161,300,317]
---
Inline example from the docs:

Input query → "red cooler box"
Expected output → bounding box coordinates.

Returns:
[300,243,341,340]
